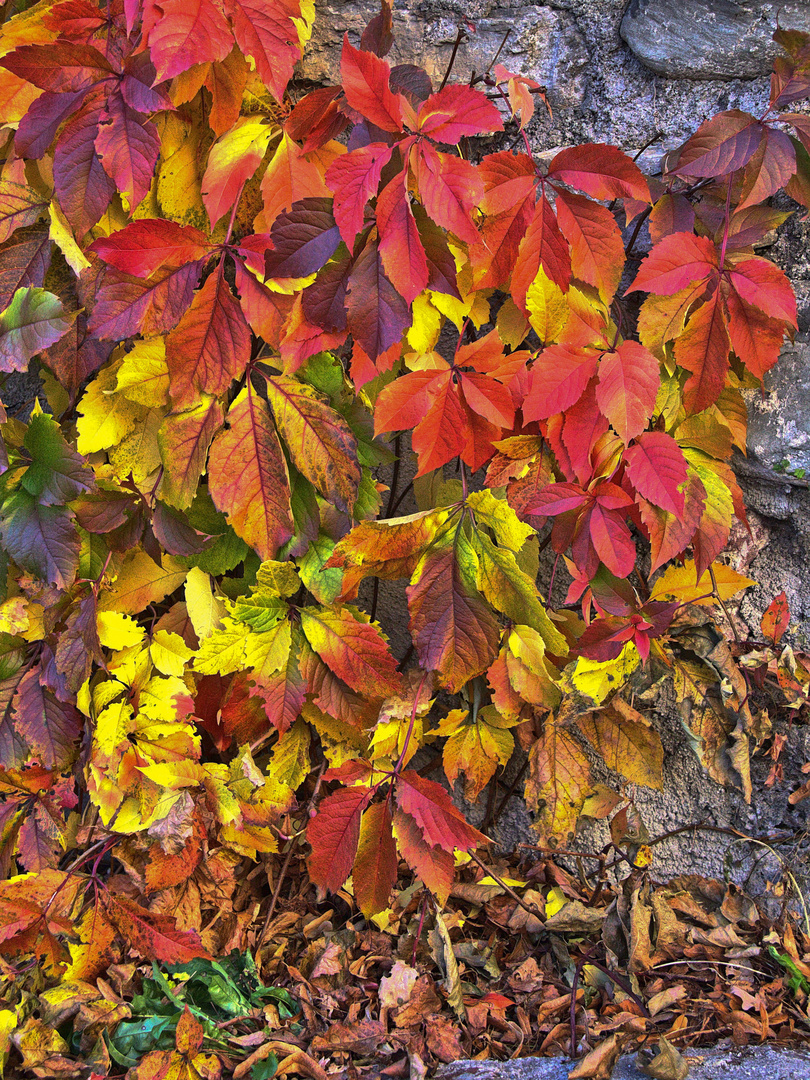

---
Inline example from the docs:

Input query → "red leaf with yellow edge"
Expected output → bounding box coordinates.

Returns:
[353,800,398,917]
[101,892,211,964]
[341,35,403,133]
[327,142,394,248]
[89,219,212,280]
[142,0,233,82]
[392,807,454,905]
[307,785,372,893]
[674,288,731,414]
[208,385,293,560]
[416,84,503,142]
[627,232,717,296]
[201,116,273,228]
[523,344,598,421]
[762,591,790,645]
[407,540,499,693]
[624,432,687,515]
[727,257,797,326]
[547,143,650,203]
[596,340,660,444]
[395,769,487,852]
[165,264,251,409]
[223,0,308,103]
[265,374,361,512]
[299,605,400,698]
[412,142,482,246]
[554,189,624,304]
[376,170,428,305]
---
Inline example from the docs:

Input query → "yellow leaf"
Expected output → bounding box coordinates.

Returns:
[545,885,566,917]
[156,110,210,230]
[0,596,28,635]
[97,550,187,615]
[116,338,170,407]
[0,1009,18,1078]
[467,488,534,552]
[137,761,203,788]
[76,358,149,455]
[525,721,592,845]
[108,406,163,485]
[650,558,755,606]
[577,708,664,789]
[150,629,193,677]
[49,199,90,273]
[569,642,640,705]
[184,567,225,642]
[97,611,145,650]
[526,266,568,344]
[407,293,443,353]
[268,718,310,790]
[193,618,249,675]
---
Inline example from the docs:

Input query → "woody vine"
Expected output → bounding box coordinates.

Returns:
[0,0,808,1045]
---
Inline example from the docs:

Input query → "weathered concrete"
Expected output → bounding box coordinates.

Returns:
[436,1043,810,1079]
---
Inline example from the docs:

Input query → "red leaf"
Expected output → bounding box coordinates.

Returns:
[326,142,394,248]
[90,219,211,279]
[0,43,114,92]
[393,807,454,904]
[95,93,160,211]
[341,35,403,132]
[674,288,731,414]
[101,892,211,964]
[511,193,572,309]
[528,481,588,516]
[88,262,202,340]
[672,110,763,177]
[596,340,660,444]
[472,152,536,289]
[624,432,687,515]
[727,257,797,327]
[547,143,650,203]
[0,182,47,245]
[724,287,786,379]
[165,264,251,408]
[738,126,796,209]
[648,193,695,245]
[376,170,428,305]
[208,386,293,560]
[554,189,624,304]
[346,236,411,362]
[353,801,398,917]
[587,504,636,578]
[143,0,233,82]
[627,232,717,295]
[395,770,487,852]
[523,344,598,421]
[407,541,499,692]
[12,667,81,770]
[409,371,467,474]
[265,198,341,279]
[299,605,401,698]
[561,377,609,485]
[416,85,503,142]
[639,468,706,573]
[412,142,482,246]
[223,0,305,102]
[53,102,115,238]
[307,786,372,892]
[761,591,790,645]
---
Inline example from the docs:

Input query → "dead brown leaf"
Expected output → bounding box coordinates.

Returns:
[568,1033,626,1078]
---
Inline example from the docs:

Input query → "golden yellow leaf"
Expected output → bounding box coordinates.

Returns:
[526,266,568,344]
[577,707,664,789]
[97,611,145,650]
[650,558,755,605]
[97,550,187,615]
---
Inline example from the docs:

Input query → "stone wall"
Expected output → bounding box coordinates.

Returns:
[299,2,810,894]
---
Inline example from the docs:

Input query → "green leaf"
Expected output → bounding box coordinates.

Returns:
[22,408,94,505]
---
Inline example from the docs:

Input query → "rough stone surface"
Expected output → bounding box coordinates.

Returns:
[621,0,810,80]
[436,1043,810,1079]
[745,338,810,475]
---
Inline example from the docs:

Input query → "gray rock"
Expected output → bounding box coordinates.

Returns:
[301,3,589,110]
[621,0,810,80]
[437,1043,810,1079]
[745,338,810,475]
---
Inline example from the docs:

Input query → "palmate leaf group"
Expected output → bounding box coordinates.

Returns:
[0,0,807,1069]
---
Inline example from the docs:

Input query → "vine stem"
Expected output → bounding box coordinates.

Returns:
[393,669,430,776]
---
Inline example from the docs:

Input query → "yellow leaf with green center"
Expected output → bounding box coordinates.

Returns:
[467,488,534,552]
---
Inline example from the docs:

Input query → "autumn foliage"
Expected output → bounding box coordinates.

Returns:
[1,0,810,1072]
